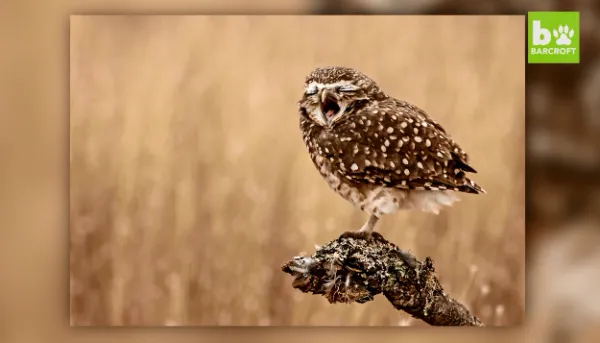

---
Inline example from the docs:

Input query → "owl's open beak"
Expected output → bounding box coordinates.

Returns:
[320,90,341,120]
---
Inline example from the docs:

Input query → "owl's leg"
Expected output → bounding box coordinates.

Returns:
[359,214,379,233]
[339,214,382,241]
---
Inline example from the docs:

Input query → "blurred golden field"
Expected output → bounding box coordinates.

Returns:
[69,15,525,326]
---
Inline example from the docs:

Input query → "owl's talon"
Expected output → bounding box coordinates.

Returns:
[370,231,385,241]
[338,230,374,241]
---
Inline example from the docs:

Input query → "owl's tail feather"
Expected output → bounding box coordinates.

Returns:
[452,152,478,173]
[459,178,486,194]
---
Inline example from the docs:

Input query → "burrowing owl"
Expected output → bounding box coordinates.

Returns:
[298,66,485,239]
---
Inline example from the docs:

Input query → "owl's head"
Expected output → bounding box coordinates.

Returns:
[298,66,386,127]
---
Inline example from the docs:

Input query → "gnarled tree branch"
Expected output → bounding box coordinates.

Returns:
[281,232,483,326]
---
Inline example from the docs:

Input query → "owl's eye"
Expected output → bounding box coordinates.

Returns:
[338,85,358,92]
[306,88,318,96]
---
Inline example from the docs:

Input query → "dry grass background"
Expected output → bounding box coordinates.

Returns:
[69,15,525,326]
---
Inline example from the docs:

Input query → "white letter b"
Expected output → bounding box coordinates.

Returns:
[532,20,551,45]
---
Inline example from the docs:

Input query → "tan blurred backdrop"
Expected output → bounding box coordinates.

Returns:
[70,15,525,327]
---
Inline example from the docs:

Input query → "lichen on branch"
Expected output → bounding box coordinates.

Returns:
[282,232,483,326]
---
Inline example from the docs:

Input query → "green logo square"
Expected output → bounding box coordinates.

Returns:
[528,11,580,64]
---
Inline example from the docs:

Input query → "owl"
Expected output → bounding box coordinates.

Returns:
[297,66,485,239]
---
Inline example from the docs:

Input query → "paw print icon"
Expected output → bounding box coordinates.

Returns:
[553,25,575,46]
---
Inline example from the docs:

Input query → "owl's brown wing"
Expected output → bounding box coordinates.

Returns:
[333,99,484,194]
